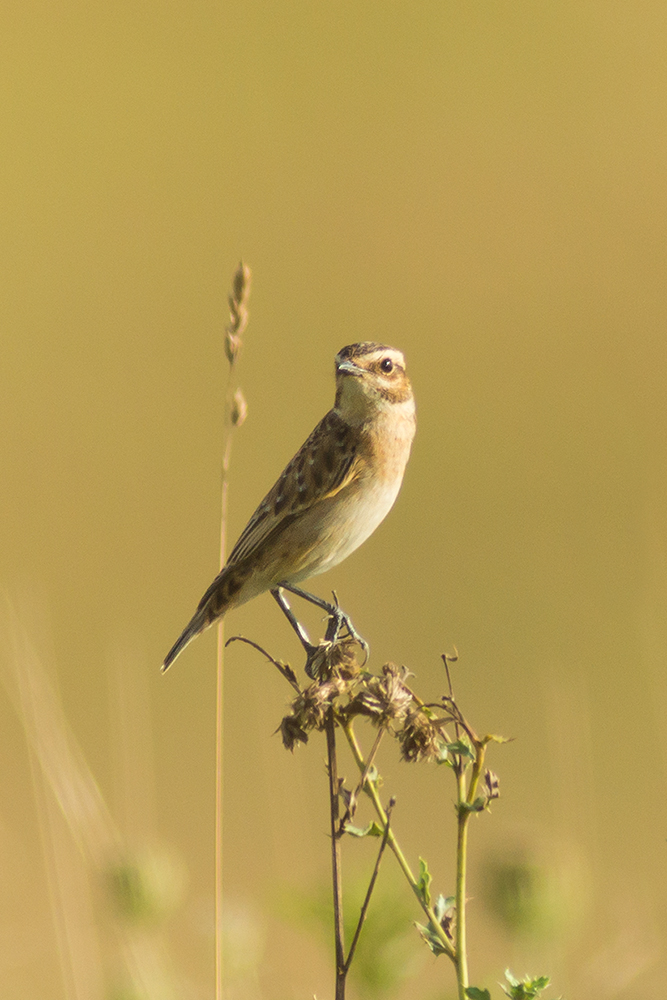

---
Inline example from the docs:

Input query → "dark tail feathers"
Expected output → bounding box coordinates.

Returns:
[161,608,209,672]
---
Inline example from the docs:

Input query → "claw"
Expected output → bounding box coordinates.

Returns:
[326,608,369,663]
[273,582,369,669]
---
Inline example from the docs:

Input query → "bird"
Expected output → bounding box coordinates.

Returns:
[162,341,416,671]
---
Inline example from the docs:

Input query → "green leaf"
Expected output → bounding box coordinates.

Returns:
[417,857,432,906]
[414,920,449,957]
[458,798,484,816]
[434,893,455,922]
[446,739,474,759]
[531,978,550,991]
[501,970,552,999]
[343,821,383,838]
[466,988,491,1000]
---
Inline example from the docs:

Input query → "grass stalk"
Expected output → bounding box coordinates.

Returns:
[215,262,251,1000]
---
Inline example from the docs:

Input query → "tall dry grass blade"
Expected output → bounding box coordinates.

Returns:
[216,262,251,1000]
[1,600,179,1000]
[1,601,112,999]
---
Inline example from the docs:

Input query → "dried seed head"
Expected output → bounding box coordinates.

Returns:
[307,642,333,680]
[307,638,361,681]
[348,662,413,726]
[278,715,309,751]
[224,329,243,363]
[287,677,347,734]
[224,262,252,362]
[232,261,252,305]
[399,708,444,763]
[328,639,362,679]
[231,388,248,427]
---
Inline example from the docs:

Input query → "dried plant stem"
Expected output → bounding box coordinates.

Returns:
[215,424,233,1000]
[215,262,251,1000]
[235,619,516,994]
[215,626,224,1000]
[325,709,346,1000]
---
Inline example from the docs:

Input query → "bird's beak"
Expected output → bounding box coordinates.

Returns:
[336,358,364,377]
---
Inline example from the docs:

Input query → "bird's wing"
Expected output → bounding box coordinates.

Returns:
[225,409,361,567]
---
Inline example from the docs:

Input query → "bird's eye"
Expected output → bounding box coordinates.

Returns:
[380,357,394,373]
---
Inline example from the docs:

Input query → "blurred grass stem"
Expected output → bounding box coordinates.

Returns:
[216,262,251,1000]
[1,602,176,998]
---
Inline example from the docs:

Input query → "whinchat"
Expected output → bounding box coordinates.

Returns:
[162,342,416,670]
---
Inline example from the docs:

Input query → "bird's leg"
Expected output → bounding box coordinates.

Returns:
[271,588,319,660]
[277,583,369,659]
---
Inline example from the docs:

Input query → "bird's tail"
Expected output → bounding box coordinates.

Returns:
[162,564,246,671]
[161,606,211,672]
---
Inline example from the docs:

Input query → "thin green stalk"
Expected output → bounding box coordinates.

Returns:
[342,721,456,961]
[454,740,486,1000]
[455,767,469,999]
[343,800,393,975]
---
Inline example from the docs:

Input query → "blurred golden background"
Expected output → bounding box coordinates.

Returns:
[1,2,666,997]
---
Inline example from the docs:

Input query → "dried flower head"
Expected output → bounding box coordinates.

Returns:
[399,708,445,763]
[307,638,361,682]
[278,714,309,752]
[279,676,348,751]
[327,638,362,680]
[347,662,413,726]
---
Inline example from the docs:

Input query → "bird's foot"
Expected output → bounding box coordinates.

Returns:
[324,605,369,664]
[273,583,369,674]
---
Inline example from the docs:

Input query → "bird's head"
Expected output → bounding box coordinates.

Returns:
[334,343,413,423]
